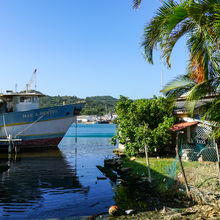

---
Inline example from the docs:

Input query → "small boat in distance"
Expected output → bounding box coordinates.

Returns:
[0,90,84,150]
[97,120,111,124]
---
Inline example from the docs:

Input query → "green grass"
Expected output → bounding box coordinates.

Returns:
[121,157,219,194]
[123,157,204,177]
[122,157,177,194]
[123,157,174,176]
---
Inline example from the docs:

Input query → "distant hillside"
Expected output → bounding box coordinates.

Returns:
[81,96,118,115]
[39,95,118,115]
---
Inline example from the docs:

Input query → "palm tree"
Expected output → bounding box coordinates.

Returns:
[135,0,219,136]
[142,0,219,80]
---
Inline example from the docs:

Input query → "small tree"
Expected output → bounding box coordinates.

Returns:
[112,96,175,156]
[112,96,175,182]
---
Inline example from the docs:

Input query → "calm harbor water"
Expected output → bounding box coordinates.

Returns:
[0,124,117,219]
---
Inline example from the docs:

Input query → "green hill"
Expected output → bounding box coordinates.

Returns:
[39,95,118,115]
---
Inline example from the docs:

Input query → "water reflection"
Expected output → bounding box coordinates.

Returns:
[0,148,89,218]
[0,124,116,219]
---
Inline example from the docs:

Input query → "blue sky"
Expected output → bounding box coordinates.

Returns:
[0,0,188,99]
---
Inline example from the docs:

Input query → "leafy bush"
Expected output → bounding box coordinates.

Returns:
[112,95,175,156]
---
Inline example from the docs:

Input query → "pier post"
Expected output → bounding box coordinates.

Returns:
[8,134,12,153]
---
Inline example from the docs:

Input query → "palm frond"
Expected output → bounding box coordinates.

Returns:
[132,0,142,9]
[161,75,194,92]
[161,19,196,67]
[201,95,220,121]
[162,73,219,116]
[161,75,196,99]
[184,81,211,115]
[187,24,219,84]
[141,0,178,64]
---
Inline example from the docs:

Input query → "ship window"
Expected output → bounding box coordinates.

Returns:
[20,97,32,103]
[32,97,38,103]
[13,97,19,104]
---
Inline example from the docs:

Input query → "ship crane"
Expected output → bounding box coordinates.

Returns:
[26,69,37,92]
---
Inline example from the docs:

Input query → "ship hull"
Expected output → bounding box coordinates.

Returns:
[0,103,83,149]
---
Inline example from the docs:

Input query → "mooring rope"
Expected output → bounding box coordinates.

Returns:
[2,113,44,152]
[14,114,45,138]
[2,114,12,152]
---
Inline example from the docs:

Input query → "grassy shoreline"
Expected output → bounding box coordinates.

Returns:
[121,157,220,194]
[99,156,220,219]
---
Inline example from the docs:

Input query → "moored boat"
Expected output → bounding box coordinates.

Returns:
[0,90,84,150]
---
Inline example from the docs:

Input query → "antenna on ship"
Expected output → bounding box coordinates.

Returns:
[15,83,18,93]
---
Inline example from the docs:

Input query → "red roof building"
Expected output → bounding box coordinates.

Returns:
[170,121,198,132]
